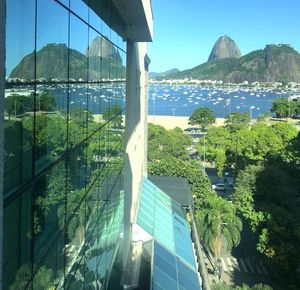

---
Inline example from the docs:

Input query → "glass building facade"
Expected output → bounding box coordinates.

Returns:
[4,0,127,289]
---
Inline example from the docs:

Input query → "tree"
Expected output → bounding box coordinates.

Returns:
[271,98,296,118]
[212,283,273,290]
[225,112,250,132]
[36,93,56,111]
[188,107,216,131]
[148,157,214,206]
[5,94,32,118]
[148,124,192,161]
[196,126,231,175]
[102,104,123,128]
[195,195,242,261]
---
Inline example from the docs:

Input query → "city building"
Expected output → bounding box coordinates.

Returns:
[0,0,202,289]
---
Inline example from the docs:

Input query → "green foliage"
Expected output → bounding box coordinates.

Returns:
[212,283,273,290]
[5,94,32,117]
[148,157,213,206]
[188,107,216,131]
[102,104,123,128]
[271,98,298,118]
[225,112,251,132]
[9,265,54,290]
[167,44,300,83]
[5,93,56,119]
[148,124,192,161]
[195,195,242,258]
[71,107,94,128]
[196,127,231,175]
[36,93,56,111]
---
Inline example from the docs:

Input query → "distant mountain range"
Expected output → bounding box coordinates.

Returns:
[149,68,180,79]
[10,36,125,81]
[164,36,300,83]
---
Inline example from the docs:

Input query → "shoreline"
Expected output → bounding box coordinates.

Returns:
[92,114,299,131]
[147,115,225,130]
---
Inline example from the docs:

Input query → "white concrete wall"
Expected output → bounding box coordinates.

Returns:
[123,41,148,268]
[0,0,5,289]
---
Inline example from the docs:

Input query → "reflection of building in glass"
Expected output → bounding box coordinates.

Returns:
[0,0,202,289]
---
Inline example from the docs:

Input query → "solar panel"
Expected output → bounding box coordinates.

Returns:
[152,241,201,290]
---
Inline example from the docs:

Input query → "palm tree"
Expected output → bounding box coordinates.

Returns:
[195,195,242,266]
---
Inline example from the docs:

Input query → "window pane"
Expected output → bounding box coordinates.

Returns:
[6,0,35,81]
[34,161,66,268]
[4,87,34,197]
[70,14,88,82]
[3,188,32,289]
[35,85,68,172]
[36,0,68,82]
[70,0,89,22]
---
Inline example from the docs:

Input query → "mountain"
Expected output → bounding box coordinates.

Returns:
[10,39,125,81]
[86,36,122,63]
[208,35,241,61]
[149,68,180,79]
[167,44,300,83]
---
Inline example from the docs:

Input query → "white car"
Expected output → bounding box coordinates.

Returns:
[213,183,225,191]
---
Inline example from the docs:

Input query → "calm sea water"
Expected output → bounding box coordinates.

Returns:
[149,85,298,118]
[48,84,298,118]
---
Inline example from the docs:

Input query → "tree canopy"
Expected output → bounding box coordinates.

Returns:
[188,107,216,131]
[271,98,299,118]
[102,104,123,128]
[148,124,192,161]
[195,195,242,259]
[225,112,251,133]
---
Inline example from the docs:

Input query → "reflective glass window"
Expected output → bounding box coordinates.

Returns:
[6,0,35,81]
[36,0,68,82]
[3,188,32,290]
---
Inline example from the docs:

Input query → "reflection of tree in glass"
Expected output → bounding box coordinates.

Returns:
[5,94,32,118]
[87,129,123,165]
[5,93,56,119]
[103,104,123,128]
[9,264,54,290]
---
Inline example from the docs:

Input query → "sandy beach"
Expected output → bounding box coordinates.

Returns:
[93,113,225,130]
[93,114,299,131]
[147,115,225,130]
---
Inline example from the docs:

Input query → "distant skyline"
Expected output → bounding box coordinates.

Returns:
[148,0,300,73]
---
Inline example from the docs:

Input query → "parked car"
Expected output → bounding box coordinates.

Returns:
[212,183,225,191]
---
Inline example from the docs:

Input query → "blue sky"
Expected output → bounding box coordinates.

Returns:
[148,0,300,72]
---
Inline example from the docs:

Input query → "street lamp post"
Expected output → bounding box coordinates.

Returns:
[171,108,176,116]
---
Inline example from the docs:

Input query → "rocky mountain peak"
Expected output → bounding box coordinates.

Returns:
[208,35,241,61]
[86,36,120,60]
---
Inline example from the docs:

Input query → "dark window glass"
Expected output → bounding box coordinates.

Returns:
[4,87,34,197]
[3,188,32,290]
[69,85,88,145]
[34,85,68,172]
[33,236,65,289]
[36,0,68,82]
[34,161,66,268]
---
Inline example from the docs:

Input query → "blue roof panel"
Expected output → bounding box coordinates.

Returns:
[137,178,197,269]
[153,241,201,290]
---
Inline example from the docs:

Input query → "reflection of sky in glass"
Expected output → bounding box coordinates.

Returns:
[37,0,68,50]
[6,0,35,74]
[6,0,125,76]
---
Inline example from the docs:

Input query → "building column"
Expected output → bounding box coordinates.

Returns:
[123,40,148,271]
[0,0,6,289]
